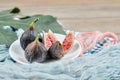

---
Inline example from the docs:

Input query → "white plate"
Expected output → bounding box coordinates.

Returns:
[9,33,81,64]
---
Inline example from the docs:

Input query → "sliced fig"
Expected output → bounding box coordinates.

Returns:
[43,30,57,50]
[47,29,57,44]
[20,18,42,50]
[48,41,64,59]
[25,36,48,63]
[43,32,52,50]
[62,32,74,54]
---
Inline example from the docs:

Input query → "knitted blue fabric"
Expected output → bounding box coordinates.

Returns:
[1,28,120,80]
[0,42,120,80]
[84,37,113,54]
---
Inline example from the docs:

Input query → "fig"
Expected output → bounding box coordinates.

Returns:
[43,32,52,50]
[25,36,48,63]
[20,18,42,50]
[47,29,57,44]
[48,41,64,59]
[43,30,57,50]
[62,32,74,54]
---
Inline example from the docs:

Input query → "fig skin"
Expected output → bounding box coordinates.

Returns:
[20,18,43,50]
[25,37,48,63]
[48,41,64,59]
[20,28,38,50]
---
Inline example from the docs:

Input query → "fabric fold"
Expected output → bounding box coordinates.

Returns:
[76,31,118,55]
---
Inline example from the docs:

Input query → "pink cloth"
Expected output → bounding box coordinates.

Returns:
[76,31,118,56]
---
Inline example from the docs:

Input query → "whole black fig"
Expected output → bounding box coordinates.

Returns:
[20,18,43,50]
[25,36,48,63]
[48,41,64,59]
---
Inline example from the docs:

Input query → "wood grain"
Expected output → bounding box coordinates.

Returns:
[0,0,120,33]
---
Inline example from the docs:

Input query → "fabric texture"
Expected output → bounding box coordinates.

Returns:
[0,29,120,80]
[0,42,120,80]
[76,31,118,56]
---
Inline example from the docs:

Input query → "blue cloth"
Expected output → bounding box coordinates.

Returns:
[0,42,120,80]
[1,28,120,79]
[84,37,113,54]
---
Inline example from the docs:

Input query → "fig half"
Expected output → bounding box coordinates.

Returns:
[48,41,64,59]
[43,30,57,50]
[25,36,48,63]
[62,32,74,54]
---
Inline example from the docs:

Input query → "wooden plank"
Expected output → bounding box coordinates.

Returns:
[1,0,120,6]
[0,0,120,33]
[59,17,120,32]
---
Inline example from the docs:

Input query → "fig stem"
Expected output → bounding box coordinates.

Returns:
[29,18,39,30]
[34,18,39,23]
[35,35,39,44]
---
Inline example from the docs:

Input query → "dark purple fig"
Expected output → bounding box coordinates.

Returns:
[20,18,43,50]
[48,41,64,59]
[25,36,48,63]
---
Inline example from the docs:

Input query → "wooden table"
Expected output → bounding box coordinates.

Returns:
[0,0,120,33]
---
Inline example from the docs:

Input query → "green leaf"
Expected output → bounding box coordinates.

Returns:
[0,7,65,46]
[10,7,20,13]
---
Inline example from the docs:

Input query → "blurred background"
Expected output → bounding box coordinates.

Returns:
[0,0,120,33]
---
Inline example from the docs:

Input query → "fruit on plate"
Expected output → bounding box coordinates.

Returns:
[44,31,74,54]
[48,41,64,59]
[25,36,48,63]
[21,26,74,63]
[62,32,74,54]
[47,30,57,44]
[44,30,57,50]
[20,18,43,50]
